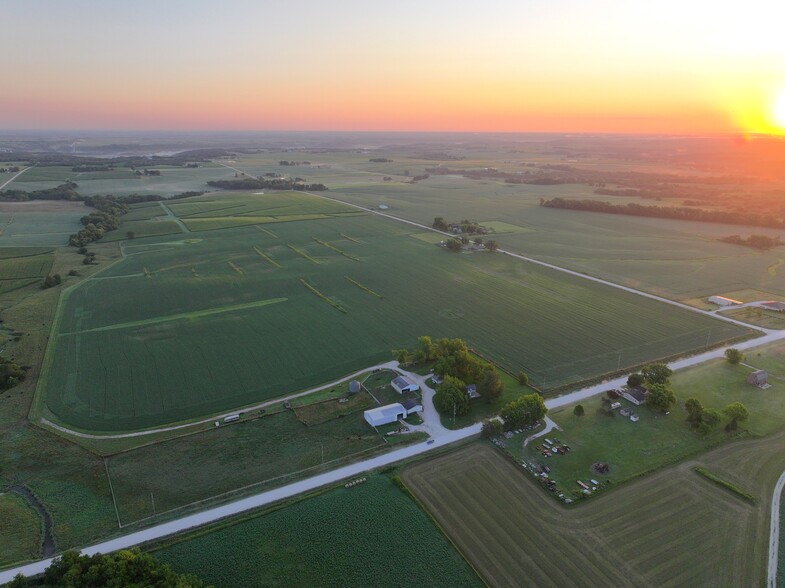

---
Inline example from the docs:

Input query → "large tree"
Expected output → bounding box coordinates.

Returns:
[723,402,749,431]
[641,363,673,385]
[481,419,503,438]
[645,382,676,413]
[685,397,704,424]
[418,335,437,362]
[8,549,207,587]
[627,373,644,387]
[724,348,744,365]
[433,375,470,418]
[499,394,547,430]
[479,369,504,404]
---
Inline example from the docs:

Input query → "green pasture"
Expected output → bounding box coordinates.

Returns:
[105,409,392,524]
[153,475,481,588]
[37,191,751,431]
[0,493,42,565]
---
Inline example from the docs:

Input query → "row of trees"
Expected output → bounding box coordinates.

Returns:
[541,197,785,230]
[6,549,207,587]
[207,178,327,191]
[719,234,783,250]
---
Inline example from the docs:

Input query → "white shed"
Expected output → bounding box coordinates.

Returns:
[708,295,742,306]
[364,403,406,427]
[391,376,420,394]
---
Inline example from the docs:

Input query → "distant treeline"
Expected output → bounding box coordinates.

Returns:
[207,178,327,191]
[719,234,783,250]
[540,197,785,229]
[3,148,234,169]
[0,182,81,201]
[369,158,393,163]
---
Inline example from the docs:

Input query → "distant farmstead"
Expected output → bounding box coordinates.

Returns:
[747,370,769,388]
[708,295,742,307]
[621,386,648,406]
[761,301,785,312]
[391,376,420,394]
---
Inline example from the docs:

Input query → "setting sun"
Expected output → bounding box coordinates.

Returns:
[775,89,785,131]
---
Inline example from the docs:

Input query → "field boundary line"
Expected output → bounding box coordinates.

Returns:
[0,166,32,190]
[104,458,123,529]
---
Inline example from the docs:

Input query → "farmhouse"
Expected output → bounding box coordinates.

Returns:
[707,295,742,306]
[392,376,420,394]
[364,403,406,427]
[466,384,481,399]
[621,386,648,406]
[761,301,785,312]
[747,370,769,388]
[401,398,423,415]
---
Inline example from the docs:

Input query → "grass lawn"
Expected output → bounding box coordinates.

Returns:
[442,370,535,429]
[153,475,482,588]
[106,408,407,525]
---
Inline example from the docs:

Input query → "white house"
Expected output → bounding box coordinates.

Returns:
[708,295,742,307]
[392,376,420,394]
[364,403,406,427]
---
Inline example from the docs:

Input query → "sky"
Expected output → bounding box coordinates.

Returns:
[2,0,784,134]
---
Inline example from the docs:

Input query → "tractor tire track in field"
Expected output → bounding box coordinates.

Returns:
[58,297,287,336]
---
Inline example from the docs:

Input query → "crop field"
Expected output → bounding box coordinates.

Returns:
[403,443,768,587]
[153,475,482,588]
[0,207,84,247]
[36,190,751,431]
[0,247,54,294]
[7,164,237,197]
[327,175,785,302]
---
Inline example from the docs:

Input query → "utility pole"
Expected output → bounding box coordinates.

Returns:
[321,444,324,464]
[151,492,156,515]
[453,401,456,427]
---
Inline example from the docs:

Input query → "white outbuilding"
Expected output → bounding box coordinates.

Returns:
[391,376,420,394]
[708,295,742,307]
[364,403,406,427]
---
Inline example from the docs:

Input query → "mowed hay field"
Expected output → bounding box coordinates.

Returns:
[403,443,771,588]
[153,475,482,588]
[40,191,750,431]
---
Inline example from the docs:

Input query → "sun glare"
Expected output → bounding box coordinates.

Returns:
[774,89,785,132]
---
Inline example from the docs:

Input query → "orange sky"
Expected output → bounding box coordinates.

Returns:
[2,0,784,134]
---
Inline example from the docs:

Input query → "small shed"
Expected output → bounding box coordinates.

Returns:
[401,398,423,416]
[348,380,361,394]
[747,370,769,388]
[378,204,389,210]
[630,414,640,422]
[431,374,443,385]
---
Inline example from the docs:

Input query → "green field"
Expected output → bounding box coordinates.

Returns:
[0,209,84,247]
[325,175,785,303]
[153,475,482,588]
[37,191,751,431]
[403,442,767,587]
[105,405,411,525]
[0,492,42,565]
[0,247,53,294]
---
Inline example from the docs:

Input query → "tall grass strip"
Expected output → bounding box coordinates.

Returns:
[253,246,281,268]
[345,276,383,298]
[228,261,244,275]
[340,233,362,244]
[287,244,321,264]
[300,278,347,313]
[313,238,360,261]
[693,467,756,504]
[254,225,278,238]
